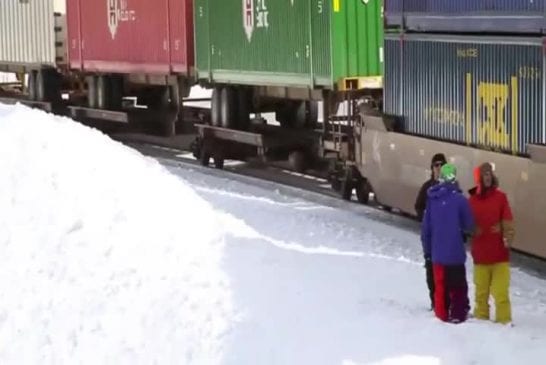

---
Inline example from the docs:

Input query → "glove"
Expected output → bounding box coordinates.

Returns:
[424,255,432,268]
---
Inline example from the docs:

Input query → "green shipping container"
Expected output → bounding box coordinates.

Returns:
[194,0,383,91]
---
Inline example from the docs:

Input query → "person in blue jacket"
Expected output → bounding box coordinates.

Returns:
[421,163,474,323]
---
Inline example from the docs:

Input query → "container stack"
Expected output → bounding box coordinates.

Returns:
[383,0,546,156]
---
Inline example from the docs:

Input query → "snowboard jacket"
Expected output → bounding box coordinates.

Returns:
[468,169,515,264]
[421,182,474,265]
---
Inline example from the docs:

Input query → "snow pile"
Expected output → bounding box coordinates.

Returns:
[0,103,234,363]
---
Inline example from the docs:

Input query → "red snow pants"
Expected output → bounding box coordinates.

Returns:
[433,264,470,323]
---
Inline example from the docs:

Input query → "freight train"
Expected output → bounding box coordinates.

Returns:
[0,0,545,259]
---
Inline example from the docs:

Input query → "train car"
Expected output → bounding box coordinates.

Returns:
[385,0,546,34]
[66,0,195,132]
[193,0,383,130]
[349,33,546,259]
[0,0,67,104]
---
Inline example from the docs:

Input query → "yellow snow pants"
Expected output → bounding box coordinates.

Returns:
[473,263,512,323]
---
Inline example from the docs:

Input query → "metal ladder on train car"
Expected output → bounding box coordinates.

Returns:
[321,91,360,162]
[322,91,373,202]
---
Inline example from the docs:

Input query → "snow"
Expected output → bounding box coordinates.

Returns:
[167,163,546,364]
[1,102,546,364]
[0,103,234,364]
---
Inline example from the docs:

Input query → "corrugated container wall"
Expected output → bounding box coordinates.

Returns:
[385,0,546,34]
[67,0,194,75]
[0,0,64,69]
[384,34,545,156]
[194,0,383,90]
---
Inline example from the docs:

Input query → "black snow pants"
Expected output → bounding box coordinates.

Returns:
[425,259,435,308]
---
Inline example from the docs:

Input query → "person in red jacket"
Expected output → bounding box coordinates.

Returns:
[468,163,515,324]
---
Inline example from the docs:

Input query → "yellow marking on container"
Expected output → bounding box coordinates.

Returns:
[337,76,383,91]
[477,82,510,150]
[465,73,472,145]
[511,76,519,154]
[333,0,340,12]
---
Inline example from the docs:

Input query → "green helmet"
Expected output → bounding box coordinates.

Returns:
[440,163,457,182]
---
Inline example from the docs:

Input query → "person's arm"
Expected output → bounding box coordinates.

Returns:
[460,197,475,238]
[421,203,432,259]
[500,193,515,248]
[415,182,428,222]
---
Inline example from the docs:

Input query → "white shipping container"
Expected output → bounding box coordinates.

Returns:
[0,0,66,69]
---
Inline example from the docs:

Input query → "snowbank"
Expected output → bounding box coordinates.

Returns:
[172,166,546,365]
[0,103,234,363]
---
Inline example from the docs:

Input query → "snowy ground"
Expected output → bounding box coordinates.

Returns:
[1,102,546,364]
[167,163,546,365]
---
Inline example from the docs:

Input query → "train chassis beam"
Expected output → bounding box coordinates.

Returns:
[192,123,318,173]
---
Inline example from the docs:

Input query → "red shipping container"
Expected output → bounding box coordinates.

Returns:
[67,0,194,76]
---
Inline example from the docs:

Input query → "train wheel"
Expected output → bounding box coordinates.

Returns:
[161,119,176,138]
[355,178,371,205]
[96,75,110,110]
[213,156,225,169]
[36,69,61,103]
[220,86,237,128]
[28,71,38,101]
[277,101,317,129]
[327,159,342,191]
[340,167,354,201]
[109,75,123,110]
[330,178,341,192]
[199,149,211,167]
[141,87,168,110]
[87,76,98,109]
[288,150,307,173]
[169,82,184,133]
[237,87,251,131]
[276,102,294,128]
[169,83,181,110]
[294,100,318,129]
[211,87,222,127]
[36,70,46,102]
